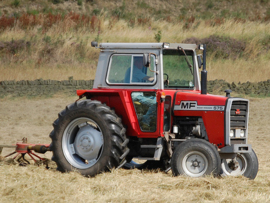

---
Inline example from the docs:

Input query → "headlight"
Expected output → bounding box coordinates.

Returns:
[240,129,245,137]
[230,130,234,137]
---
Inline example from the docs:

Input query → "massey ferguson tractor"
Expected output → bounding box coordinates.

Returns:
[48,42,258,179]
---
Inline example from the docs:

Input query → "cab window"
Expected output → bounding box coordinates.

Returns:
[107,54,156,84]
[163,50,194,89]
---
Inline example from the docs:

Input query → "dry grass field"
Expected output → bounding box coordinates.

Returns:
[0,95,269,202]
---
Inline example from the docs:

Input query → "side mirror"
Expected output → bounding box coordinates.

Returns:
[198,44,204,50]
[197,54,203,69]
[143,53,150,67]
[91,41,98,47]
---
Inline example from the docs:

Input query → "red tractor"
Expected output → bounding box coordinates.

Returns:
[49,42,258,179]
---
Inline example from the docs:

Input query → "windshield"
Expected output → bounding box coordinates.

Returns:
[163,49,194,89]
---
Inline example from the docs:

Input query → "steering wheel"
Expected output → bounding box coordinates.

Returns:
[164,73,169,87]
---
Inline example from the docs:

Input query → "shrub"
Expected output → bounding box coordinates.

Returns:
[183,35,246,59]
[0,39,30,55]
[154,30,162,42]
[92,8,100,16]
[43,36,51,44]
[27,10,39,15]
[111,1,126,18]
[206,0,214,9]
[136,0,150,9]
[77,0,82,6]
[52,0,62,4]
[12,0,20,7]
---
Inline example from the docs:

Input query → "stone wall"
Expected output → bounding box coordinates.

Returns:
[0,79,94,98]
[0,79,269,98]
[208,79,270,97]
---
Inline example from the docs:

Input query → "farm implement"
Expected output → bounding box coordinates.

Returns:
[1,138,51,167]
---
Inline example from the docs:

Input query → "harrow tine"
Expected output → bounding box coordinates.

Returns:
[13,152,20,160]
[18,154,30,166]
[4,151,16,158]
[29,152,45,161]
[27,152,37,163]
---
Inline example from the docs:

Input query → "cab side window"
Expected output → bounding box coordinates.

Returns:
[107,55,131,83]
[107,54,156,84]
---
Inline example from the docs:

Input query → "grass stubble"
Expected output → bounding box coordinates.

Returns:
[0,96,269,202]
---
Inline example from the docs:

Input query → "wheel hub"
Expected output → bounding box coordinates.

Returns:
[191,159,201,168]
[221,155,247,176]
[79,135,94,151]
[182,152,208,177]
[62,117,105,170]
[74,124,103,161]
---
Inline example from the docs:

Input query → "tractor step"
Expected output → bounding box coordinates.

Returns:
[140,144,162,148]
[136,157,157,160]
[135,137,163,161]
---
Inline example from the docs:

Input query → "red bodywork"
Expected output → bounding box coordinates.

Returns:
[77,88,227,148]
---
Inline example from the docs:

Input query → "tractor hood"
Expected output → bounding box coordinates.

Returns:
[173,92,227,113]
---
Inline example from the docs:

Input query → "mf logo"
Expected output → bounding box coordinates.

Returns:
[180,101,197,109]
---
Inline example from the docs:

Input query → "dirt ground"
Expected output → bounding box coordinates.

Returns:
[0,96,270,202]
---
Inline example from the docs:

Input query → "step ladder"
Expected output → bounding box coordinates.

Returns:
[136,137,163,161]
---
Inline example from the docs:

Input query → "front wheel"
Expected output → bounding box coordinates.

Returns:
[171,139,221,177]
[220,149,258,180]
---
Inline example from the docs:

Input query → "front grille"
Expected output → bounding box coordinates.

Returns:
[230,101,248,129]
[225,99,249,145]
[230,139,246,145]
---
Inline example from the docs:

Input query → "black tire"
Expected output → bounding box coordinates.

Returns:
[171,139,221,177]
[50,99,129,177]
[220,149,258,180]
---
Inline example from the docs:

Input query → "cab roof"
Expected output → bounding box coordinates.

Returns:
[98,43,198,50]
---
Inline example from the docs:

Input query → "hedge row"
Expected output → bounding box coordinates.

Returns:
[0,79,269,98]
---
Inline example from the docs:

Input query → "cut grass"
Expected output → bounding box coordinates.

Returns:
[0,97,269,202]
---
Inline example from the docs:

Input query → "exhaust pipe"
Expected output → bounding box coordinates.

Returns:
[201,44,207,94]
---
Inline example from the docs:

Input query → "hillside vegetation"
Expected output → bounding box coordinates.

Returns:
[0,0,270,82]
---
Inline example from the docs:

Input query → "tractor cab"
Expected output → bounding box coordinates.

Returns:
[90,42,202,91]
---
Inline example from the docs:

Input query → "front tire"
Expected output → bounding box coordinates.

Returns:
[50,100,129,177]
[171,139,221,177]
[220,149,258,180]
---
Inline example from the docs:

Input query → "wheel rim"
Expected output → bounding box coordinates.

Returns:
[62,117,104,169]
[221,154,247,176]
[182,151,208,177]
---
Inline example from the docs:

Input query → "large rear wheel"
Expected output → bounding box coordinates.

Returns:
[50,100,129,177]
